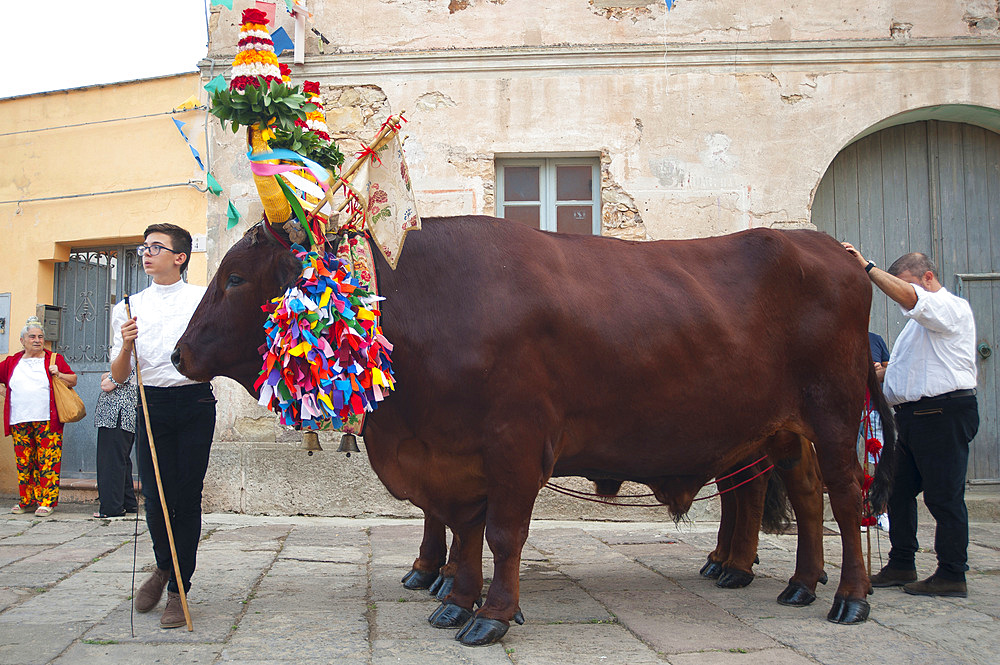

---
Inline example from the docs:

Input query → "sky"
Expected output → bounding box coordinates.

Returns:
[3,1,211,99]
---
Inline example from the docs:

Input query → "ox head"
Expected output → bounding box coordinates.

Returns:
[172,223,302,395]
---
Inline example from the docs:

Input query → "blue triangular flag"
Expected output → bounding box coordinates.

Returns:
[665,0,674,9]
[172,118,187,138]
[189,145,205,171]
[271,27,294,56]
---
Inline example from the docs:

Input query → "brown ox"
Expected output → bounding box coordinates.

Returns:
[174,216,893,645]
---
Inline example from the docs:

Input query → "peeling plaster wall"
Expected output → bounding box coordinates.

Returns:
[200,0,1000,516]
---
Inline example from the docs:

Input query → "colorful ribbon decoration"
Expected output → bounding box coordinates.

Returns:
[247,148,332,187]
[255,245,395,431]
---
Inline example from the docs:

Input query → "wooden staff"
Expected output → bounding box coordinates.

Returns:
[125,296,194,632]
[308,111,406,220]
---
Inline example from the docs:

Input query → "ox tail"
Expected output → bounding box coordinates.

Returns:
[867,361,897,515]
[760,469,793,534]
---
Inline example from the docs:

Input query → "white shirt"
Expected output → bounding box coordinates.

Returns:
[9,357,52,424]
[883,284,978,406]
[110,280,207,388]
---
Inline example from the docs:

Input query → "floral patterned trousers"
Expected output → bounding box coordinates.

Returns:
[11,421,62,508]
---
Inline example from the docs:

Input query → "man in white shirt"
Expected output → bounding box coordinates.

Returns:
[842,245,979,598]
[110,223,215,628]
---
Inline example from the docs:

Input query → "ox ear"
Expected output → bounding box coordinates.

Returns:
[275,249,303,291]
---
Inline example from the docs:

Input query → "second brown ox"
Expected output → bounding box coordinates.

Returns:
[173,216,894,646]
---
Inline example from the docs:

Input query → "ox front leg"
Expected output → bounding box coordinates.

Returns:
[428,522,485,630]
[455,484,536,646]
[818,447,870,624]
[402,513,448,591]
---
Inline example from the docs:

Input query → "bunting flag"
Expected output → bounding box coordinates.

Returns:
[206,173,223,196]
[255,1,277,25]
[227,200,242,229]
[172,118,204,170]
[204,74,227,95]
[211,0,233,9]
[271,27,294,56]
[174,94,201,111]
[665,0,675,9]
[255,246,395,431]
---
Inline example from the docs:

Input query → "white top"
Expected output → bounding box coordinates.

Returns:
[883,284,978,406]
[9,357,52,424]
[110,280,207,388]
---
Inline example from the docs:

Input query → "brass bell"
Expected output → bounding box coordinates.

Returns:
[301,431,322,456]
[336,433,360,457]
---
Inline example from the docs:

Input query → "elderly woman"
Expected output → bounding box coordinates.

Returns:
[0,316,76,516]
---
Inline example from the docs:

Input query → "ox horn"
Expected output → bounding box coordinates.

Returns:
[301,431,323,455]
[336,434,360,457]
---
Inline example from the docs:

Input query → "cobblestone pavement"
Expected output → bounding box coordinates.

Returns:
[0,505,997,664]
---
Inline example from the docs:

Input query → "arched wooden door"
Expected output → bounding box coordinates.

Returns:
[812,120,1000,483]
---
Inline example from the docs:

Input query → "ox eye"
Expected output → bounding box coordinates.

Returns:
[225,274,246,290]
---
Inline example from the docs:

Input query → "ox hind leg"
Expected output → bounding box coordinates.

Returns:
[402,512,448,590]
[809,413,869,624]
[772,434,828,607]
[709,462,768,589]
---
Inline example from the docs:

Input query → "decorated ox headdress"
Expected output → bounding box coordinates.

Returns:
[208,7,421,435]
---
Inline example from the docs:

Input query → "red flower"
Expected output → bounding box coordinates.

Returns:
[280,63,291,76]
[303,81,321,94]
[242,8,269,25]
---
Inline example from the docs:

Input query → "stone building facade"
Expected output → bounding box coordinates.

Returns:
[200,1,1000,516]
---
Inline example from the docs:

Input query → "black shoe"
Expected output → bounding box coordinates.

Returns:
[904,574,967,598]
[92,511,128,519]
[870,565,917,587]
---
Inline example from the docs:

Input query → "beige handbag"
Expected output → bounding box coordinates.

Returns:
[50,354,86,423]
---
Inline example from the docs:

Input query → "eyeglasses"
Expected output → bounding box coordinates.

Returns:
[137,243,182,257]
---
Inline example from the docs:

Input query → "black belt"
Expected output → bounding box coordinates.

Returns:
[894,388,976,413]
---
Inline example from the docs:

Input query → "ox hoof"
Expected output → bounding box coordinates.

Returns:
[819,571,829,585]
[401,568,438,590]
[513,609,525,625]
[700,559,724,579]
[432,575,455,601]
[826,596,870,624]
[777,581,817,607]
[716,568,755,589]
[429,602,474,629]
[456,616,510,646]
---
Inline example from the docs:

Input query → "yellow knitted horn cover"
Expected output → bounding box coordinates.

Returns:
[248,124,292,224]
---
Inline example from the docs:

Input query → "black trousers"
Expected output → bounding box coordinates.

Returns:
[888,394,979,580]
[96,414,138,515]
[136,383,216,594]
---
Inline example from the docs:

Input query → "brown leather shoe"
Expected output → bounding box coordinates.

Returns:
[870,565,917,587]
[160,591,187,629]
[904,575,967,598]
[135,567,170,613]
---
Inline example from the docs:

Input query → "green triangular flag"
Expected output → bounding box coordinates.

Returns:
[227,200,241,230]
[206,173,223,196]
[211,0,233,10]
[204,74,227,95]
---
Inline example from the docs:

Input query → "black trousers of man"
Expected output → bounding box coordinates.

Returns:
[96,413,138,516]
[136,383,216,594]
[888,394,979,581]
